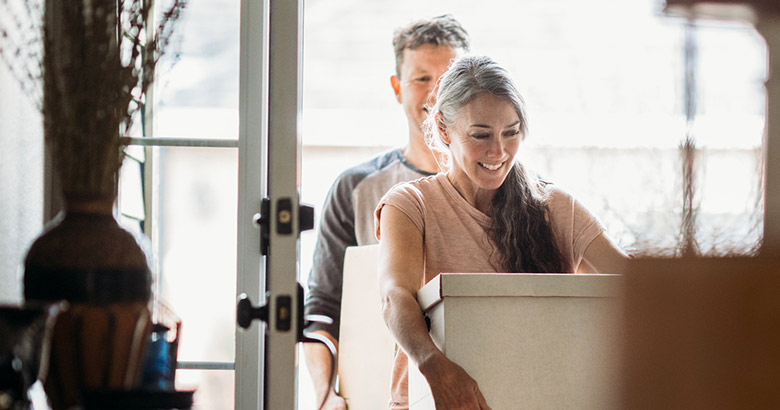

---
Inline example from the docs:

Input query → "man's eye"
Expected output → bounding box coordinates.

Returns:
[415,76,432,83]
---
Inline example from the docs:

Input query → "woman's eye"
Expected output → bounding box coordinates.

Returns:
[472,133,490,139]
[504,130,521,137]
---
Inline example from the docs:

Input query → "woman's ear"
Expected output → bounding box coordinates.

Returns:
[436,114,451,146]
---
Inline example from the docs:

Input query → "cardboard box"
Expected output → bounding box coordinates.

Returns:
[409,273,623,410]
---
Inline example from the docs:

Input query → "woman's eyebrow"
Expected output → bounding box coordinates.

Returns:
[469,121,520,129]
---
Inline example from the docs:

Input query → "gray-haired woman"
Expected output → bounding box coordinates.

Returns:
[374,56,628,410]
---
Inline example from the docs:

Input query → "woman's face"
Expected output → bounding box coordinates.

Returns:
[443,93,522,203]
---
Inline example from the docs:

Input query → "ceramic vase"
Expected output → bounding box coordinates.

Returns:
[23,196,153,410]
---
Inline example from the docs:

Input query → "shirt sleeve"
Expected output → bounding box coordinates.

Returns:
[550,187,606,263]
[571,197,605,260]
[304,173,358,340]
[374,181,425,241]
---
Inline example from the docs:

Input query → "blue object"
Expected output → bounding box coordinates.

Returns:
[141,325,172,390]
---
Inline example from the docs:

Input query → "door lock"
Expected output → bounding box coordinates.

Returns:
[253,198,314,255]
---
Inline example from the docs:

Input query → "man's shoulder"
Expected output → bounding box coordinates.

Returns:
[334,148,427,193]
[332,148,404,186]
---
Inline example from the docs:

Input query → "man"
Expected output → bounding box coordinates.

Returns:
[303,15,471,410]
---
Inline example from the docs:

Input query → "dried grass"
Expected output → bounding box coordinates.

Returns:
[1,0,186,198]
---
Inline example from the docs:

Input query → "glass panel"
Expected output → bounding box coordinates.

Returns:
[301,0,765,257]
[118,146,146,236]
[694,22,765,150]
[692,22,765,255]
[155,0,240,140]
[176,369,234,410]
[158,146,238,362]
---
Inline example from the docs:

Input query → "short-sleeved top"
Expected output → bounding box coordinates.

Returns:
[374,173,605,410]
[304,148,432,339]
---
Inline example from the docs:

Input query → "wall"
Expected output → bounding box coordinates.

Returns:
[0,62,44,304]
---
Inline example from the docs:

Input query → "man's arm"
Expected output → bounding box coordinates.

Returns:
[304,174,358,409]
[304,331,345,410]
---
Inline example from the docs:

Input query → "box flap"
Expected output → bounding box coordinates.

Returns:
[417,274,443,312]
[417,273,622,310]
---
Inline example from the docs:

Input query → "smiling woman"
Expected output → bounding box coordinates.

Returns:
[375,55,629,410]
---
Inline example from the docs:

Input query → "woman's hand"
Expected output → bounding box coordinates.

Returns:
[420,353,491,410]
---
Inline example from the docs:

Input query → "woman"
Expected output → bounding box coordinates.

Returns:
[374,56,628,410]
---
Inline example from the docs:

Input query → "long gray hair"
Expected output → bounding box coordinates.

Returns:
[424,56,569,273]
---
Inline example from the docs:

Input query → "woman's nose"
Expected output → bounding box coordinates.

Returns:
[486,137,504,158]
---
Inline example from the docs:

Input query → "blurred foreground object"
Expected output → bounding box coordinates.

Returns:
[620,256,780,409]
[0,303,64,410]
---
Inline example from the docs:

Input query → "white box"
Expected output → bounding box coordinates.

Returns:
[337,245,395,409]
[409,273,623,410]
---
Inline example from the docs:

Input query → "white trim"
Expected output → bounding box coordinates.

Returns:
[758,15,780,254]
[236,0,269,409]
[264,0,304,408]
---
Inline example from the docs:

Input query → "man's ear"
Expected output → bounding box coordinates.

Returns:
[390,75,402,103]
[436,114,451,146]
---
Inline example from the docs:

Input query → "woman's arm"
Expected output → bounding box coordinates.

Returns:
[580,232,630,274]
[378,205,491,410]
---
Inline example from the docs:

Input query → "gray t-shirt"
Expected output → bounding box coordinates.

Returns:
[304,148,431,339]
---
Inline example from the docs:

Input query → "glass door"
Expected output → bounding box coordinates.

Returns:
[120,0,307,408]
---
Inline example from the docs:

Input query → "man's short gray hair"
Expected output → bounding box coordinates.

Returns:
[392,15,470,78]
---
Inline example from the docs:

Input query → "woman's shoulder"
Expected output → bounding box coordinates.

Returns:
[386,173,446,197]
[540,181,573,201]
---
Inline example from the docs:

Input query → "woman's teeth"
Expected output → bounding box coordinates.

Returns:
[479,162,502,171]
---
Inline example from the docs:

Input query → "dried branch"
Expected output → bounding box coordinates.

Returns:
[1,0,186,198]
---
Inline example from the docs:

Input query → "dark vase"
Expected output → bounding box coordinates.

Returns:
[23,197,152,304]
[22,196,154,410]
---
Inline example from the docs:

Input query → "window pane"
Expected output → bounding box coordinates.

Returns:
[155,0,240,140]
[301,0,765,257]
[176,369,234,410]
[690,22,765,255]
[694,22,766,150]
[158,146,238,363]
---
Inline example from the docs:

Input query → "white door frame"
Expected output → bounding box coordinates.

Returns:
[236,0,304,408]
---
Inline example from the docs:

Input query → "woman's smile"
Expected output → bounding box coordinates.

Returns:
[478,161,504,171]
[444,93,522,208]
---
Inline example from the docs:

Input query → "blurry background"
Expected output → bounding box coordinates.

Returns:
[0,0,766,408]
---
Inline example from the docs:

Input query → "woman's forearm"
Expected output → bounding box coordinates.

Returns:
[380,285,444,371]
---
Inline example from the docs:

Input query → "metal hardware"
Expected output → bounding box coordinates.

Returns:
[252,198,271,255]
[236,293,268,330]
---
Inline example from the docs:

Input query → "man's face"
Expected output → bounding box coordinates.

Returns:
[391,44,457,138]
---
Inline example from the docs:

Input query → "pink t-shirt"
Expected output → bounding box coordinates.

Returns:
[374,173,604,410]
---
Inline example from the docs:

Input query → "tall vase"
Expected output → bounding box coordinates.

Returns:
[23,195,153,410]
